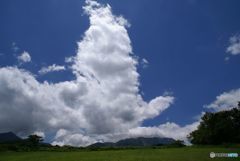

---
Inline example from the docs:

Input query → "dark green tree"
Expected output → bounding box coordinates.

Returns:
[27,135,43,148]
[188,102,240,145]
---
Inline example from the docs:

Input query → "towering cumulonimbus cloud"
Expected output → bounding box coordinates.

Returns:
[0,0,175,146]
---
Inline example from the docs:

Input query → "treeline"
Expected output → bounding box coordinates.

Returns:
[0,135,49,151]
[0,138,83,152]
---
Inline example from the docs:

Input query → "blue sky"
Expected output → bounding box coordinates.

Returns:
[0,0,240,145]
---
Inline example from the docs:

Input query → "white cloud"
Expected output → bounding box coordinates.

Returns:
[39,64,66,75]
[33,131,45,138]
[17,51,31,63]
[0,0,175,146]
[128,122,199,143]
[52,129,96,147]
[205,88,240,111]
[52,121,199,146]
[226,34,240,55]
[0,67,82,135]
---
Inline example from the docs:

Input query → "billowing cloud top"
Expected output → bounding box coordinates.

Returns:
[0,0,177,146]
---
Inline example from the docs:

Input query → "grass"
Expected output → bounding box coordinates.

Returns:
[0,147,239,161]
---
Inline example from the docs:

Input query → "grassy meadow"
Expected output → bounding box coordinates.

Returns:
[0,147,239,161]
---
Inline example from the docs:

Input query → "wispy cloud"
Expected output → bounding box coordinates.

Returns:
[141,58,149,69]
[65,56,75,63]
[39,64,66,75]
[11,42,20,52]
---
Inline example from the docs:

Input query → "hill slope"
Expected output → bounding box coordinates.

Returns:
[0,132,21,143]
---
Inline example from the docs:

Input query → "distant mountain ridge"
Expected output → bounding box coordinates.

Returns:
[0,132,176,148]
[0,132,21,143]
[88,137,176,148]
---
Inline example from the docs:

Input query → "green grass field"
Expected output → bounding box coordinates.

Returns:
[0,147,239,161]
